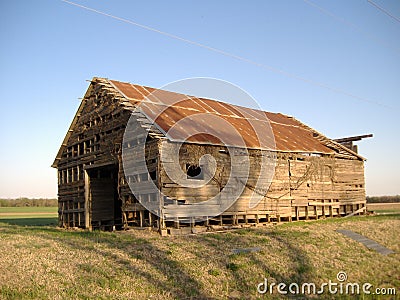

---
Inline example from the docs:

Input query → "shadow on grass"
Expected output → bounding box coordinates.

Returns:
[197,228,314,297]
[5,222,315,298]
[27,228,209,299]
[0,217,57,227]
[3,214,399,298]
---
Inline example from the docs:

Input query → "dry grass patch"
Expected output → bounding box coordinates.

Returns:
[0,214,399,299]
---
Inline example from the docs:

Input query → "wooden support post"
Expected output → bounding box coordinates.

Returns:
[122,212,128,229]
[158,217,166,230]
[295,206,299,221]
[84,170,91,230]
[305,206,309,220]
[219,215,223,226]
[190,217,194,229]
[174,217,180,229]
[256,214,259,224]
[139,211,143,227]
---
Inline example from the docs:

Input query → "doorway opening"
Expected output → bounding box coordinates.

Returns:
[87,164,122,230]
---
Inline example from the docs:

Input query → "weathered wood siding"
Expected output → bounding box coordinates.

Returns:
[117,119,160,228]
[57,83,130,228]
[159,141,366,223]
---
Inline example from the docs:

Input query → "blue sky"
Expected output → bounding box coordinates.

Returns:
[0,0,399,198]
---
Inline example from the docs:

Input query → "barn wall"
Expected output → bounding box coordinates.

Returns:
[56,83,130,228]
[159,141,366,225]
[118,136,160,229]
[247,154,366,220]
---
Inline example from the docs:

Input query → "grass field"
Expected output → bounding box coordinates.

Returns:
[367,203,400,215]
[0,207,57,214]
[0,207,57,226]
[0,208,399,299]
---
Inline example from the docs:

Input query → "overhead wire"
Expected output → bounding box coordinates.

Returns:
[367,0,400,23]
[61,0,391,109]
[303,0,400,54]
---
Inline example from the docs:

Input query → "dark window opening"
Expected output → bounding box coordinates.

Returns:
[73,145,78,157]
[67,168,72,183]
[149,170,157,181]
[114,143,121,153]
[73,166,78,181]
[79,142,84,156]
[80,166,84,180]
[186,164,203,179]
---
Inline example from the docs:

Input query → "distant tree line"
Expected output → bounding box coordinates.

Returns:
[366,195,400,203]
[0,198,58,207]
[0,196,398,207]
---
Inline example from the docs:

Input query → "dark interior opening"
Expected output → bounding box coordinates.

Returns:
[186,164,203,179]
[88,164,121,230]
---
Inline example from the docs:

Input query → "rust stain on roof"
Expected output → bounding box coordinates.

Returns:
[109,79,334,154]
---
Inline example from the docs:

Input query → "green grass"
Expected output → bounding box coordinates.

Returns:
[0,214,399,299]
[367,203,400,216]
[374,209,400,214]
[0,218,58,226]
[0,206,57,214]
[0,206,58,226]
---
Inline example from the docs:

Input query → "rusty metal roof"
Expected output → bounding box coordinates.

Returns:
[109,79,338,154]
[51,78,363,168]
[109,80,336,153]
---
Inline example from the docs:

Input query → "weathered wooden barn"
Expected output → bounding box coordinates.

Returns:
[52,77,368,233]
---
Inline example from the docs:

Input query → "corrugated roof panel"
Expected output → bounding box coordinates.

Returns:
[108,79,336,154]
[234,105,268,121]
[145,86,191,107]
[110,80,144,99]
[176,98,208,113]
[197,98,236,116]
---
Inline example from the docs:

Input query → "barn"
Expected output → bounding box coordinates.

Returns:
[52,77,369,233]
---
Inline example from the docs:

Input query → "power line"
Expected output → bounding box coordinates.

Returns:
[368,0,400,23]
[61,0,391,109]
[303,0,400,54]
